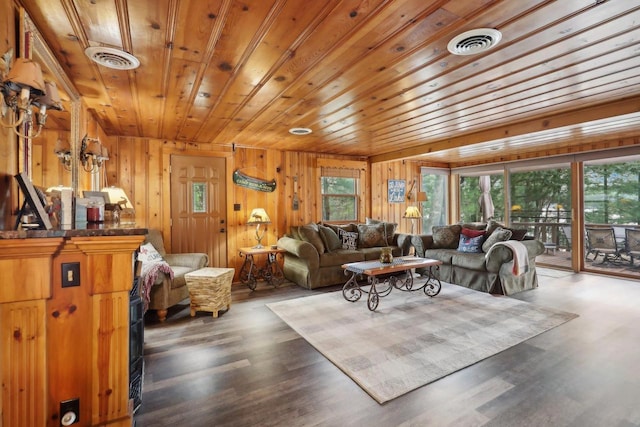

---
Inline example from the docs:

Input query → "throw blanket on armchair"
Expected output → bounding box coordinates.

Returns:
[140,261,174,311]
[486,240,529,276]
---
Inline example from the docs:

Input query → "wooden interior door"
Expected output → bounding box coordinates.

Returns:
[170,155,227,267]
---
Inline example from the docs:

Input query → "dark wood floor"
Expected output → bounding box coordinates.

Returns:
[134,270,640,427]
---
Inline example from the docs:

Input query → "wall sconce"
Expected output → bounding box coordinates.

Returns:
[53,139,72,171]
[247,208,271,248]
[0,56,63,138]
[80,135,109,172]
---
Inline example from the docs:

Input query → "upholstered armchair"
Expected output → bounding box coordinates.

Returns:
[143,229,209,321]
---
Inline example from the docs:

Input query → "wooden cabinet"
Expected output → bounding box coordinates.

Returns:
[0,233,144,427]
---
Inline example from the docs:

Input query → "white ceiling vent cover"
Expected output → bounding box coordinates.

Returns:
[447,28,502,56]
[84,47,140,70]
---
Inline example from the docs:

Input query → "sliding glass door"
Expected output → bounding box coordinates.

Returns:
[583,156,640,275]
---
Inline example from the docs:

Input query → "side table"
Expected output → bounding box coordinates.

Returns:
[239,246,287,290]
[184,267,235,317]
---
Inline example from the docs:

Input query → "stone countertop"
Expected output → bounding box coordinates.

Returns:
[0,225,148,240]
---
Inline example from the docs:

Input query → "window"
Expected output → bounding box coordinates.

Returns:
[420,168,449,230]
[583,159,640,225]
[459,173,504,223]
[509,165,572,243]
[321,166,359,222]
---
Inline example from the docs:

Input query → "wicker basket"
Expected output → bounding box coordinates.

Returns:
[184,267,235,318]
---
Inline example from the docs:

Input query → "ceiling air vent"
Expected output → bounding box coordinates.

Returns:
[447,28,502,56]
[84,47,140,70]
[289,127,312,135]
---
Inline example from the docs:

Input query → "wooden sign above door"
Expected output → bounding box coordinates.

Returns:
[232,169,276,192]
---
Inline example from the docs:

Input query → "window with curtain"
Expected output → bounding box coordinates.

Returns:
[321,166,360,222]
[459,173,504,223]
[420,168,449,231]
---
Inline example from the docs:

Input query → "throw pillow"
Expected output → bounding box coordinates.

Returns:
[482,227,513,252]
[383,222,398,245]
[138,242,164,263]
[325,223,357,235]
[457,234,484,253]
[357,223,387,248]
[299,223,326,253]
[338,228,358,250]
[461,227,486,238]
[485,220,528,241]
[459,222,487,231]
[366,218,398,245]
[432,224,462,249]
[508,227,528,241]
[317,224,342,252]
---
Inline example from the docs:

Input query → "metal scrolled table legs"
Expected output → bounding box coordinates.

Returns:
[342,271,362,302]
[422,265,441,297]
[239,253,258,290]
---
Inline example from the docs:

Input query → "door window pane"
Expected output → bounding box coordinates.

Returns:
[192,182,206,213]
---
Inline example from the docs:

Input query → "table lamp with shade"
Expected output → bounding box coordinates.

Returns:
[101,186,135,223]
[247,208,271,248]
[403,206,422,234]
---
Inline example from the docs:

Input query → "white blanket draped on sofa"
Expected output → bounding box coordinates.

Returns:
[486,240,530,276]
[485,240,533,296]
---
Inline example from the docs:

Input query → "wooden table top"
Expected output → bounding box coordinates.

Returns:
[239,246,287,255]
[342,256,442,276]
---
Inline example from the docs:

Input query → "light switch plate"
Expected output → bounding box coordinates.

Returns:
[61,262,80,288]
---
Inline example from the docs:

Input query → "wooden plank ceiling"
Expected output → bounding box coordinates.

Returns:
[17,0,640,166]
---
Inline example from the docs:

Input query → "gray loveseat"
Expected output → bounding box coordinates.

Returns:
[277,221,412,289]
[411,221,545,295]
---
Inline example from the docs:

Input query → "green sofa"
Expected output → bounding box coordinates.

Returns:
[411,221,545,295]
[276,221,412,289]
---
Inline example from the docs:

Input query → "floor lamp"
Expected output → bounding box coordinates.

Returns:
[403,206,422,234]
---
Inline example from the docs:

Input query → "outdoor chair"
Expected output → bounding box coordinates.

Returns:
[585,227,620,265]
[560,225,572,250]
[625,228,640,266]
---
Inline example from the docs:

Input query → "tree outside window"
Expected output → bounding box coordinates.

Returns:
[584,160,640,225]
[321,176,358,221]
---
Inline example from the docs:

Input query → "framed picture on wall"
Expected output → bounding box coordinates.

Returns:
[388,179,406,203]
[14,172,53,230]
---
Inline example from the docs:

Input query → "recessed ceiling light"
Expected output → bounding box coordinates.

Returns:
[447,28,502,56]
[85,47,140,70]
[289,127,312,135]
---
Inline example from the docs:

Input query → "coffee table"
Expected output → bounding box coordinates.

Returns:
[341,256,443,311]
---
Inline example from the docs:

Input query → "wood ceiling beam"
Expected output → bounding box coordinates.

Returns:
[369,97,640,164]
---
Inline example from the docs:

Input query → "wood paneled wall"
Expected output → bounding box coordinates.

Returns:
[0,0,17,230]
[371,160,424,234]
[97,136,363,276]
[28,123,440,275]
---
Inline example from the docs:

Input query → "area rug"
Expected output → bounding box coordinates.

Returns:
[267,283,577,404]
